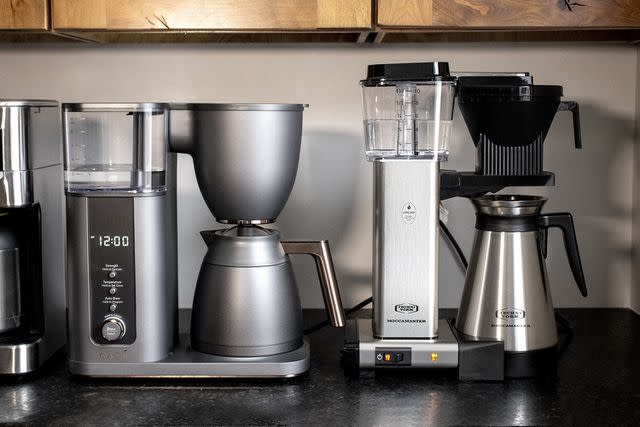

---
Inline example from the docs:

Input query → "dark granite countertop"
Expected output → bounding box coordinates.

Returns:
[0,308,638,426]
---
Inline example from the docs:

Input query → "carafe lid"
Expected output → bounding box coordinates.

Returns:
[471,195,547,217]
[201,226,288,267]
[362,62,455,86]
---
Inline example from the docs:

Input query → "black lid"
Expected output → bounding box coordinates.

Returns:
[362,62,455,86]
[458,76,563,101]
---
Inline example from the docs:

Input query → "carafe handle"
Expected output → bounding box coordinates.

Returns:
[281,240,346,327]
[558,101,582,149]
[538,213,588,297]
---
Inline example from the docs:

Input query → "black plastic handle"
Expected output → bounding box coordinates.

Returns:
[558,101,582,149]
[538,213,587,297]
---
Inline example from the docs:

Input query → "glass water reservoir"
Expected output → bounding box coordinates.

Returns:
[62,103,169,193]
[360,62,457,161]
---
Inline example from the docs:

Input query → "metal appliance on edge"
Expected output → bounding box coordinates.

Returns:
[64,102,344,378]
[0,100,66,375]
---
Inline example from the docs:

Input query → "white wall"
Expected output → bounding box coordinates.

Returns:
[0,42,635,309]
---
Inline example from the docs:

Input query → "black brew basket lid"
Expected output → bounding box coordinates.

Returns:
[361,62,455,86]
[458,75,563,100]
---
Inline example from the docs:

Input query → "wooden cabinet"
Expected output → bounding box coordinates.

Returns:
[378,0,640,29]
[51,0,372,31]
[0,0,48,30]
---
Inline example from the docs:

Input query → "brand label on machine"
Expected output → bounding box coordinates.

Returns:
[495,308,526,320]
[395,303,419,313]
[401,202,417,224]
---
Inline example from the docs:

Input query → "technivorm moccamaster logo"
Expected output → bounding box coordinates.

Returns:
[395,303,418,314]
[495,308,525,319]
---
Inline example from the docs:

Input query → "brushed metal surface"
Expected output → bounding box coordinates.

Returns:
[358,319,458,368]
[167,106,303,222]
[282,240,346,328]
[472,194,547,217]
[456,229,558,352]
[373,159,439,339]
[0,171,33,207]
[191,261,303,357]
[0,337,41,374]
[0,104,61,207]
[0,248,21,333]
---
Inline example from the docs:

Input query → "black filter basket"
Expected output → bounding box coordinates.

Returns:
[458,76,581,176]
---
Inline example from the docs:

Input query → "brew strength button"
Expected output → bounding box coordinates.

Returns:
[101,318,125,342]
[108,271,117,279]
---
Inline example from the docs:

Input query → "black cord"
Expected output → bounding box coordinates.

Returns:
[439,219,468,270]
[304,297,373,335]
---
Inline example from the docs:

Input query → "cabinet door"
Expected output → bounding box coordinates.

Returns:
[52,0,371,31]
[378,0,640,28]
[0,0,48,30]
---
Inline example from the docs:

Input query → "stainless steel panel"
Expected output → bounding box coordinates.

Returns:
[0,248,21,333]
[358,319,458,368]
[373,159,439,339]
[0,107,29,171]
[0,171,32,207]
[0,337,42,374]
[456,230,558,352]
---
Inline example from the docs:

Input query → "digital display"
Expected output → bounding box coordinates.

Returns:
[91,235,130,247]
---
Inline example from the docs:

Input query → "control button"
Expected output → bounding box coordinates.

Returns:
[108,271,117,279]
[101,318,125,342]
[109,304,117,312]
[109,287,117,295]
[395,353,404,362]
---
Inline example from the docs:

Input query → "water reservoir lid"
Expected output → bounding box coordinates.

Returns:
[362,62,455,86]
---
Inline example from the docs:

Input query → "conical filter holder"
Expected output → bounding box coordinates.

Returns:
[458,76,581,176]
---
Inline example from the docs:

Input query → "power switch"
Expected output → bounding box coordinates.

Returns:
[375,347,411,366]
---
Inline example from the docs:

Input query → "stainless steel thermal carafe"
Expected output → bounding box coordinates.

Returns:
[456,195,587,377]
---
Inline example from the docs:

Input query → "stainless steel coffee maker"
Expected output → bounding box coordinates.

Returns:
[64,102,344,378]
[456,195,587,377]
[0,100,66,375]
[343,63,505,381]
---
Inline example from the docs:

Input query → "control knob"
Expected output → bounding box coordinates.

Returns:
[101,317,125,342]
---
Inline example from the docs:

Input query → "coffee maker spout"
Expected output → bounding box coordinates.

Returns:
[281,240,346,327]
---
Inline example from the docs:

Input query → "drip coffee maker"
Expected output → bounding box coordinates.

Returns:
[0,100,66,375]
[343,64,586,380]
[64,102,344,378]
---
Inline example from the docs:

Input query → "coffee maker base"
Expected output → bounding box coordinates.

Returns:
[68,335,311,378]
[343,319,504,381]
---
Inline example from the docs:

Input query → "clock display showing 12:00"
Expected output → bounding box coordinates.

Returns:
[95,235,130,247]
